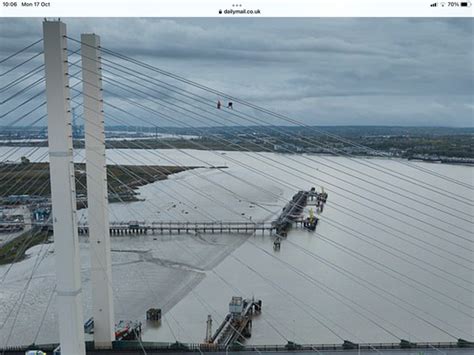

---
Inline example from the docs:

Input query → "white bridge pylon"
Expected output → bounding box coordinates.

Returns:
[43,20,86,354]
[82,33,115,348]
[43,20,115,352]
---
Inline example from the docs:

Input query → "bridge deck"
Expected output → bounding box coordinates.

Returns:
[1,342,471,354]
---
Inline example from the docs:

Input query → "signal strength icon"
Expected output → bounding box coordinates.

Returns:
[430,2,437,6]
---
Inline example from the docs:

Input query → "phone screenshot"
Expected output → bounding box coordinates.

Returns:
[0,1,472,354]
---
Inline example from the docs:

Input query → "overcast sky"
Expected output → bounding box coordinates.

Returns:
[1,18,473,127]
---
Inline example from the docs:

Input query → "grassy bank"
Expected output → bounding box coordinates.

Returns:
[0,227,51,265]
[0,162,199,200]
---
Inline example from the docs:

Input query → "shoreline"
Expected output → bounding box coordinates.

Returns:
[0,145,473,167]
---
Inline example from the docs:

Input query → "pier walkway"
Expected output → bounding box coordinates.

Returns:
[78,221,276,236]
[4,188,326,243]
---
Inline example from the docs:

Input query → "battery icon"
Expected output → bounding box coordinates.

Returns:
[461,2,468,6]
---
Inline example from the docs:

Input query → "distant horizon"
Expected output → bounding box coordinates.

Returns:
[1,124,473,130]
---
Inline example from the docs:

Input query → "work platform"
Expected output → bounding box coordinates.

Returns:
[204,296,262,347]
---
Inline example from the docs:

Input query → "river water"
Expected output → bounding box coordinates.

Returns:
[0,148,472,346]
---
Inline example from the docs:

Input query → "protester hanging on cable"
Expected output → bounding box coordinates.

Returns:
[227,101,233,109]
[217,100,221,109]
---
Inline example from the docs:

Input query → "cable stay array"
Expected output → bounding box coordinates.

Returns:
[0,36,472,353]
[67,36,473,190]
[67,68,474,251]
[70,49,474,216]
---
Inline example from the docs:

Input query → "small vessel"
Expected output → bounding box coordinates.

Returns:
[115,320,142,340]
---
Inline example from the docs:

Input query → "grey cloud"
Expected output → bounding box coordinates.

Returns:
[0,18,473,127]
